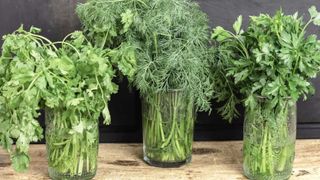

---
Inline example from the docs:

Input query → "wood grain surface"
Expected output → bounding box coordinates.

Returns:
[0,140,319,180]
[1,1,320,142]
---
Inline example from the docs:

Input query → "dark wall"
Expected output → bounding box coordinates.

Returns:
[0,0,320,142]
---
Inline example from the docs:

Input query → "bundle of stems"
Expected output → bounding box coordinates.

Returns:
[243,100,296,179]
[143,91,194,164]
[46,108,99,178]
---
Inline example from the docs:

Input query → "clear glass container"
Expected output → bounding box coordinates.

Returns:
[45,107,98,180]
[243,99,297,180]
[142,89,195,167]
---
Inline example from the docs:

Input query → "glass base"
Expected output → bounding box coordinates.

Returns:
[243,167,291,180]
[48,167,96,180]
[143,156,191,168]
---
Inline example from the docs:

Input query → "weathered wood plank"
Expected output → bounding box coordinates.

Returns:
[0,140,319,179]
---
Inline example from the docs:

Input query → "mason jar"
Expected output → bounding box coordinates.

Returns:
[45,107,98,180]
[243,98,296,180]
[142,89,195,167]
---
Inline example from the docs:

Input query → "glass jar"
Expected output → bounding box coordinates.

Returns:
[243,99,297,180]
[45,107,98,180]
[142,89,195,167]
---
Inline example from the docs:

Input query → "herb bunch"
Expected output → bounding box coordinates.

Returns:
[0,27,50,172]
[211,7,320,122]
[133,0,212,165]
[76,0,149,80]
[77,0,213,111]
[134,0,212,111]
[0,26,118,172]
[77,0,214,165]
[211,6,320,178]
[43,30,117,177]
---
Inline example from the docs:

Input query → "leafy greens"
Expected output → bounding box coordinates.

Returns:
[0,26,119,172]
[211,7,320,122]
[77,0,213,111]
[76,0,148,80]
[211,6,320,178]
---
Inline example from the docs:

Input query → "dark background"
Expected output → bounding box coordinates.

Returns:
[1,0,320,142]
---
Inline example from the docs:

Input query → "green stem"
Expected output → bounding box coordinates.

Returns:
[161,93,177,148]
[46,108,98,177]
[267,131,274,174]
[143,91,193,163]
[100,32,109,49]
[27,33,58,51]
[52,41,81,57]
[261,124,268,173]
[277,145,288,171]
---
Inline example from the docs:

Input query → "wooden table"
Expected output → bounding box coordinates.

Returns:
[0,140,319,179]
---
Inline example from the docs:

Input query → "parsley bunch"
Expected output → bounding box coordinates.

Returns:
[0,26,118,172]
[211,6,320,178]
[211,6,320,122]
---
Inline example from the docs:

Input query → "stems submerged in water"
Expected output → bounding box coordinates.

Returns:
[46,108,98,179]
[143,90,195,166]
[243,101,296,180]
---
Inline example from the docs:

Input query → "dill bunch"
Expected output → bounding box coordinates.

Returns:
[77,0,213,111]
[133,0,213,111]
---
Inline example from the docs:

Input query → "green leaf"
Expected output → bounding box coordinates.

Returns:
[314,17,320,26]
[262,81,280,96]
[66,98,84,107]
[72,121,85,134]
[121,9,134,34]
[233,15,243,34]
[211,26,232,41]
[30,26,41,33]
[11,153,30,172]
[16,134,30,153]
[234,69,249,83]
[50,57,75,75]
[3,135,13,150]
[0,121,10,133]
[44,72,54,88]
[244,94,256,110]
[70,31,86,47]
[252,49,263,62]
[102,106,111,125]
[309,6,320,26]
[35,76,47,91]
[86,131,96,144]
[46,49,57,58]
[309,6,318,18]
[10,129,20,139]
